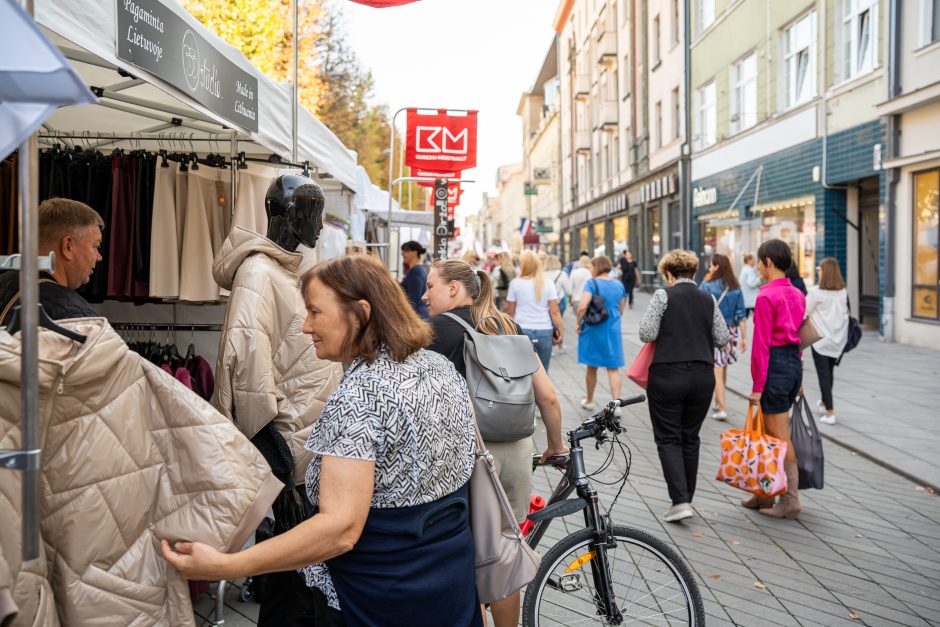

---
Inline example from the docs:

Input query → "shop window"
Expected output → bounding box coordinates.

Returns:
[649,205,662,259]
[593,222,608,257]
[668,201,682,250]
[784,12,816,109]
[731,52,758,133]
[843,0,877,80]
[613,216,629,253]
[696,81,716,149]
[579,226,589,256]
[913,170,940,320]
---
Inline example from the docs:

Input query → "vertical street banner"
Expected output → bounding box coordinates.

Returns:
[433,178,450,261]
[405,109,478,172]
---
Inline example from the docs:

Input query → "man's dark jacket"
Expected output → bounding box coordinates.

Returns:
[0,271,97,325]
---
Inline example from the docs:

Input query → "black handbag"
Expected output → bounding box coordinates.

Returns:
[836,295,862,366]
[582,279,609,326]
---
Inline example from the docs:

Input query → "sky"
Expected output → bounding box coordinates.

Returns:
[339,0,560,217]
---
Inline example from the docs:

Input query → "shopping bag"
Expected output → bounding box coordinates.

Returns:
[627,342,655,389]
[790,395,824,490]
[716,406,788,498]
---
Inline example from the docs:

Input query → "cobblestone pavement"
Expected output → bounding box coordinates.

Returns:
[199,297,940,627]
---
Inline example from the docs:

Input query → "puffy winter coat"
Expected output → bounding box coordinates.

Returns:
[0,318,282,626]
[212,227,341,484]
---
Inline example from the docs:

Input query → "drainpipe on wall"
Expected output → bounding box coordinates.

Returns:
[883,0,902,341]
[556,33,566,261]
[681,0,692,250]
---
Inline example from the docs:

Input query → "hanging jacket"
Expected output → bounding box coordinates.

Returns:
[212,227,342,485]
[0,318,282,627]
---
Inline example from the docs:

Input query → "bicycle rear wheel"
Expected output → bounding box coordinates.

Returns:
[522,525,704,626]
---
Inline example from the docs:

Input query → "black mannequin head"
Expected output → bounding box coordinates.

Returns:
[265,173,325,251]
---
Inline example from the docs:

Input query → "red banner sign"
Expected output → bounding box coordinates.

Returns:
[405,109,478,172]
[415,168,460,187]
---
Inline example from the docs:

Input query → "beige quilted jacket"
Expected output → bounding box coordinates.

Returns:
[0,319,282,626]
[212,227,341,484]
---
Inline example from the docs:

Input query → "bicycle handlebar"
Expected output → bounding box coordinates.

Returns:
[611,394,646,408]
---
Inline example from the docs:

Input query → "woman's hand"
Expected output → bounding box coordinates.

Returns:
[539,445,570,464]
[161,539,236,581]
[739,338,748,353]
[748,392,761,406]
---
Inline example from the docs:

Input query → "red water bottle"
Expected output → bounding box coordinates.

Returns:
[520,495,546,536]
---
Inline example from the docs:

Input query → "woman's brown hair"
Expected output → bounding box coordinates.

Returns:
[707,253,740,290]
[300,255,432,363]
[818,257,845,291]
[431,259,516,335]
[591,255,613,275]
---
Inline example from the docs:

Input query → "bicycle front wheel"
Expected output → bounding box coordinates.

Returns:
[522,525,704,626]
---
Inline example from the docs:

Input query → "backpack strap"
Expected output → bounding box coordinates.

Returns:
[442,311,477,335]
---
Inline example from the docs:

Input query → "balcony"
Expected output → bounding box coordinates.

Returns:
[575,129,592,155]
[596,31,617,66]
[573,74,591,102]
[597,101,618,132]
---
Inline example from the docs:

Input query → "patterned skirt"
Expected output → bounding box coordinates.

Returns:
[714,324,739,368]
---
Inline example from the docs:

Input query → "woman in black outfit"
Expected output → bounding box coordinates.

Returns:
[638,250,730,523]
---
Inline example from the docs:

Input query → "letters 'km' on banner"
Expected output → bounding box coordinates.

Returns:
[405,109,478,172]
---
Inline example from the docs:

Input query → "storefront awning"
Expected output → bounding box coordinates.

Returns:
[751,195,815,215]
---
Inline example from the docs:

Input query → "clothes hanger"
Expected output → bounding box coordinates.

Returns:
[5,305,87,343]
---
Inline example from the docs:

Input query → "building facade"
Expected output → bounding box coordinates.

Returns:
[490,162,526,252]
[690,0,886,331]
[518,40,563,254]
[875,0,940,349]
[554,0,686,284]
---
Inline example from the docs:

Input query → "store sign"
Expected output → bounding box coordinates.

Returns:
[447,184,463,210]
[115,0,259,132]
[639,174,677,203]
[432,179,450,261]
[405,109,478,171]
[693,187,717,208]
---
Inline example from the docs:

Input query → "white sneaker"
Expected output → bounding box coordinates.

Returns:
[816,399,826,412]
[663,503,694,523]
[580,399,596,410]
[819,414,836,425]
[712,410,728,421]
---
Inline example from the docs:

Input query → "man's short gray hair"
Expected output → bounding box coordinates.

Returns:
[38,198,104,249]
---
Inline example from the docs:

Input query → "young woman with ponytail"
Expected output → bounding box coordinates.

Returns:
[422,258,567,627]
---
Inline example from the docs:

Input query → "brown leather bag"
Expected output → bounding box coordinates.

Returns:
[469,418,541,604]
[798,316,823,351]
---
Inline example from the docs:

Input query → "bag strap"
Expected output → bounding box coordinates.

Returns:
[442,311,477,335]
[468,407,525,537]
[717,287,730,306]
[1,278,57,325]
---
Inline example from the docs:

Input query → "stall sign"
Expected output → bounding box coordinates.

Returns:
[405,109,478,171]
[116,0,260,132]
[693,187,718,208]
[432,179,450,260]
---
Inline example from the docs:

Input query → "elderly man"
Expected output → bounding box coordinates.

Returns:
[0,197,103,325]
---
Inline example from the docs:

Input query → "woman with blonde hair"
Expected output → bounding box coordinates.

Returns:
[422,259,567,627]
[506,250,564,370]
[806,257,849,425]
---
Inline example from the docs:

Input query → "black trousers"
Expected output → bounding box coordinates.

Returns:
[622,281,636,305]
[646,361,715,505]
[812,348,837,411]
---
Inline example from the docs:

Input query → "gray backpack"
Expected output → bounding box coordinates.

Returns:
[443,312,540,442]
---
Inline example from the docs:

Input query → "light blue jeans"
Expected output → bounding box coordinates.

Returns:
[522,328,554,371]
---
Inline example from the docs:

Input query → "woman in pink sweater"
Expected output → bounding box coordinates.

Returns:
[746,239,806,519]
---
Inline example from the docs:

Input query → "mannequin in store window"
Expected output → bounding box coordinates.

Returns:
[212,173,343,626]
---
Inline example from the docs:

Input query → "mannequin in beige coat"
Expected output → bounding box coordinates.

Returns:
[212,174,341,625]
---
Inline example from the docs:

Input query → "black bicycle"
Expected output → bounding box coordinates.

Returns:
[522,394,705,626]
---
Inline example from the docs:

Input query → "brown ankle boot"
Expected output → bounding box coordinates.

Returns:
[760,462,802,519]
[741,494,774,509]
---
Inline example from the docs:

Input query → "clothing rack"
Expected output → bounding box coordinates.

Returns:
[111,323,223,332]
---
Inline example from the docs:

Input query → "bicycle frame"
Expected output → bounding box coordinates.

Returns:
[526,417,624,622]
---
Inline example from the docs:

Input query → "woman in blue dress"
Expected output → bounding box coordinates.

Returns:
[575,255,627,412]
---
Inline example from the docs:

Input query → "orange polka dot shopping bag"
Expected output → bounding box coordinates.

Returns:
[716,405,788,498]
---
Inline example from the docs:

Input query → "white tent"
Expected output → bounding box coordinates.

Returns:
[34,0,360,191]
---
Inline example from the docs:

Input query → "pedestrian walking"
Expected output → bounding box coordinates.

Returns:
[739,253,761,318]
[747,239,806,519]
[423,258,567,627]
[544,254,571,354]
[638,250,730,522]
[576,255,627,412]
[491,251,515,310]
[400,241,429,319]
[806,257,849,425]
[162,254,482,627]
[700,253,747,421]
[617,250,641,309]
[569,254,592,304]
[506,251,564,370]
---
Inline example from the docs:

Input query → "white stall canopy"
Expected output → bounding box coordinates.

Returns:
[34,0,359,191]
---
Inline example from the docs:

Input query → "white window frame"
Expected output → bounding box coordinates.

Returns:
[843,0,878,80]
[655,100,663,149]
[784,11,817,110]
[652,15,661,66]
[921,0,940,46]
[672,0,680,46]
[697,0,715,34]
[730,52,758,133]
[696,81,716,149]
[671,86,680,140]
